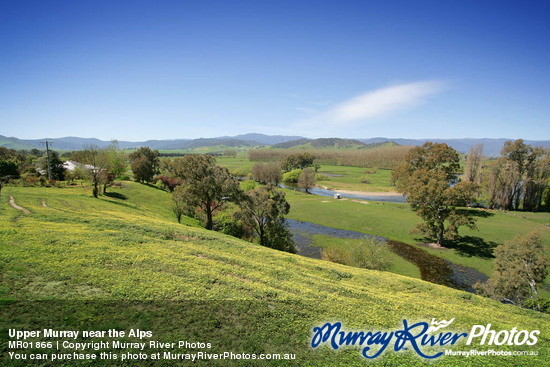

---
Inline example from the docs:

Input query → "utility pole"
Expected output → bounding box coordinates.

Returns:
[41,141,54,180]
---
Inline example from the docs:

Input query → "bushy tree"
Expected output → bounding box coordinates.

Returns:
[392,142,479,245]
[172,154,241,230]
[0,147,22,179]
[476,231,549,310]
[298,167,315,193]
[129,147,159,183]
[281,152,315,171]
[239,184,294,252]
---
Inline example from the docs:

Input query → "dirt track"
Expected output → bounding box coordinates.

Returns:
[9,196,30,214]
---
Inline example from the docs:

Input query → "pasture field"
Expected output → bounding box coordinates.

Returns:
[215,157,396,193]
[283,190,550,290]
[315,165,395,192]
[1,183,548,366]
[215,155,255,173]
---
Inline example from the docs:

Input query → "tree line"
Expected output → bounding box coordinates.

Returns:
[248,145,411,169]
[462,139,550,211]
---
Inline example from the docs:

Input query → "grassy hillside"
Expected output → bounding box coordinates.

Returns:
[0,136,32,150]
[271,138,366,150]
[1,183,549,366]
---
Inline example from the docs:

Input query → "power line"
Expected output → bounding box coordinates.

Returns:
[41,141,54,180]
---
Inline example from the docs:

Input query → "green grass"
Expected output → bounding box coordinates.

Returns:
[310,235,421,279]
[284,190,550,287]
[215,157,397,193]
[1,184,549,366]
[316,165,396,192]
[215,155,255,171]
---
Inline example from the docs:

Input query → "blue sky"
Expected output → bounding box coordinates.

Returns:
[1,0,549,141]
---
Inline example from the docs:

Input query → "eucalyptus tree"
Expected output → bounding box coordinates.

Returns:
[392,142,479,245]
[239,184,294,253]
[172,154,241,230]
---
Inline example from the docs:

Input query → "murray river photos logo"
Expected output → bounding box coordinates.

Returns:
[310,318,539,359]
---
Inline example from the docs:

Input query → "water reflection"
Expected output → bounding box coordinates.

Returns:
[286,219,488,293]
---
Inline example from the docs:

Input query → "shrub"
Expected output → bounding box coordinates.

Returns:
[157,175,182,192]
[214,210,246,239]
[322,237,393,271]
[321,247,348,265]
[347,237,393,271]
[282,169,302,183]
[231,167,251,177]
[360,176,371,184]
[240,180,256,192]
[24,175,40,186]
[263,219,295,253]
[522,298,550,313]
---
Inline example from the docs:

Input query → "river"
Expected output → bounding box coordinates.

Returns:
[286,219,488,293]
[279,183,407,203]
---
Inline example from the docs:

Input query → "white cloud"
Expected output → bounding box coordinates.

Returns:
[298,81,446,128]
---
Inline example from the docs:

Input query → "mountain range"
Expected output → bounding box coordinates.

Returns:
[1,134,549,157]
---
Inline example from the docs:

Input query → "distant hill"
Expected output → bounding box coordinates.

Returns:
[220,133,305,145]
[361,141,399,149]
[0,135,280,151]
[180,138,258,149]
[271,138,312,148]
[272,138,367,149]
[2,134,548,156]
[0,135,32,150]
[359,138,550,157]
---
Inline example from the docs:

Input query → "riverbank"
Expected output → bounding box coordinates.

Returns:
[283,189,550,298]
[281,183,407,203]
[319,186,404,197]
[286,219,488,293]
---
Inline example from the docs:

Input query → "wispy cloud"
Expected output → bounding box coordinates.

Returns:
[298,81,446,128]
